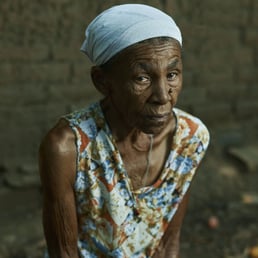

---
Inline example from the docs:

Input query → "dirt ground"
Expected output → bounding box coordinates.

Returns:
[0,149,258,258]
[181,151,258,258]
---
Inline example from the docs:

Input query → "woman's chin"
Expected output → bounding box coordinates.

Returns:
[139,122,168,135]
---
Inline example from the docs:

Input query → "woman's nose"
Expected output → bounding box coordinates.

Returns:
[149,78,170,105]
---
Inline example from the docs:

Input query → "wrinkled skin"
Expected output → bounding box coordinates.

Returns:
[39,38,190,258]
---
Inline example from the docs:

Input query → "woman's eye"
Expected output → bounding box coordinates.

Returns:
[135,76,150,83]
[167,72,177,80]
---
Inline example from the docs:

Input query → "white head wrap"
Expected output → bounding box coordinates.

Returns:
[80,4,182,65]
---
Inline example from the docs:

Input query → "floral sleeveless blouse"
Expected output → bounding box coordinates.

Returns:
[63,101,209,258]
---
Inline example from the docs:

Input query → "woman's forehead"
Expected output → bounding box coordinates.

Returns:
[116,39,181,64]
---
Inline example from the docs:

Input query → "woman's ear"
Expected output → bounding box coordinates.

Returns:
[91,66,110,96]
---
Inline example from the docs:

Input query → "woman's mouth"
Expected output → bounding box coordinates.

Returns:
[143,113,171,122]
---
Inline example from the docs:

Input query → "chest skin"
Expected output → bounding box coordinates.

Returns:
[117,132,173,190]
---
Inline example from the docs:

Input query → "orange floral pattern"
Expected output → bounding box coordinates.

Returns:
[64,102,210,258]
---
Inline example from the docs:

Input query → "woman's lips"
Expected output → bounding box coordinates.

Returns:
[143,113,171,122]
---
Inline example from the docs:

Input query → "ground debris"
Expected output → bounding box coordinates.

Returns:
[248,246,258,258]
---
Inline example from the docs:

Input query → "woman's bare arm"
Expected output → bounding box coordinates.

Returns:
[153,191,190,258]
[39,119,79,258]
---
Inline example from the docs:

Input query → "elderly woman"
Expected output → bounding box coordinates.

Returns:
[39,4,209,258]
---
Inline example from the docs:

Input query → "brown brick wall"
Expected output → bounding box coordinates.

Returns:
[0,0,257,169]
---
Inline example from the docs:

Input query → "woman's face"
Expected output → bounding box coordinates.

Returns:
[103,39,183,135]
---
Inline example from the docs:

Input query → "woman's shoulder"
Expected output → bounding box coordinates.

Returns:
[64,102,101,124]
[39,119,76,160]
[63,102,105,139]
[173,107,210,145]
[39,119,77,192]
[174,107,209,131]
